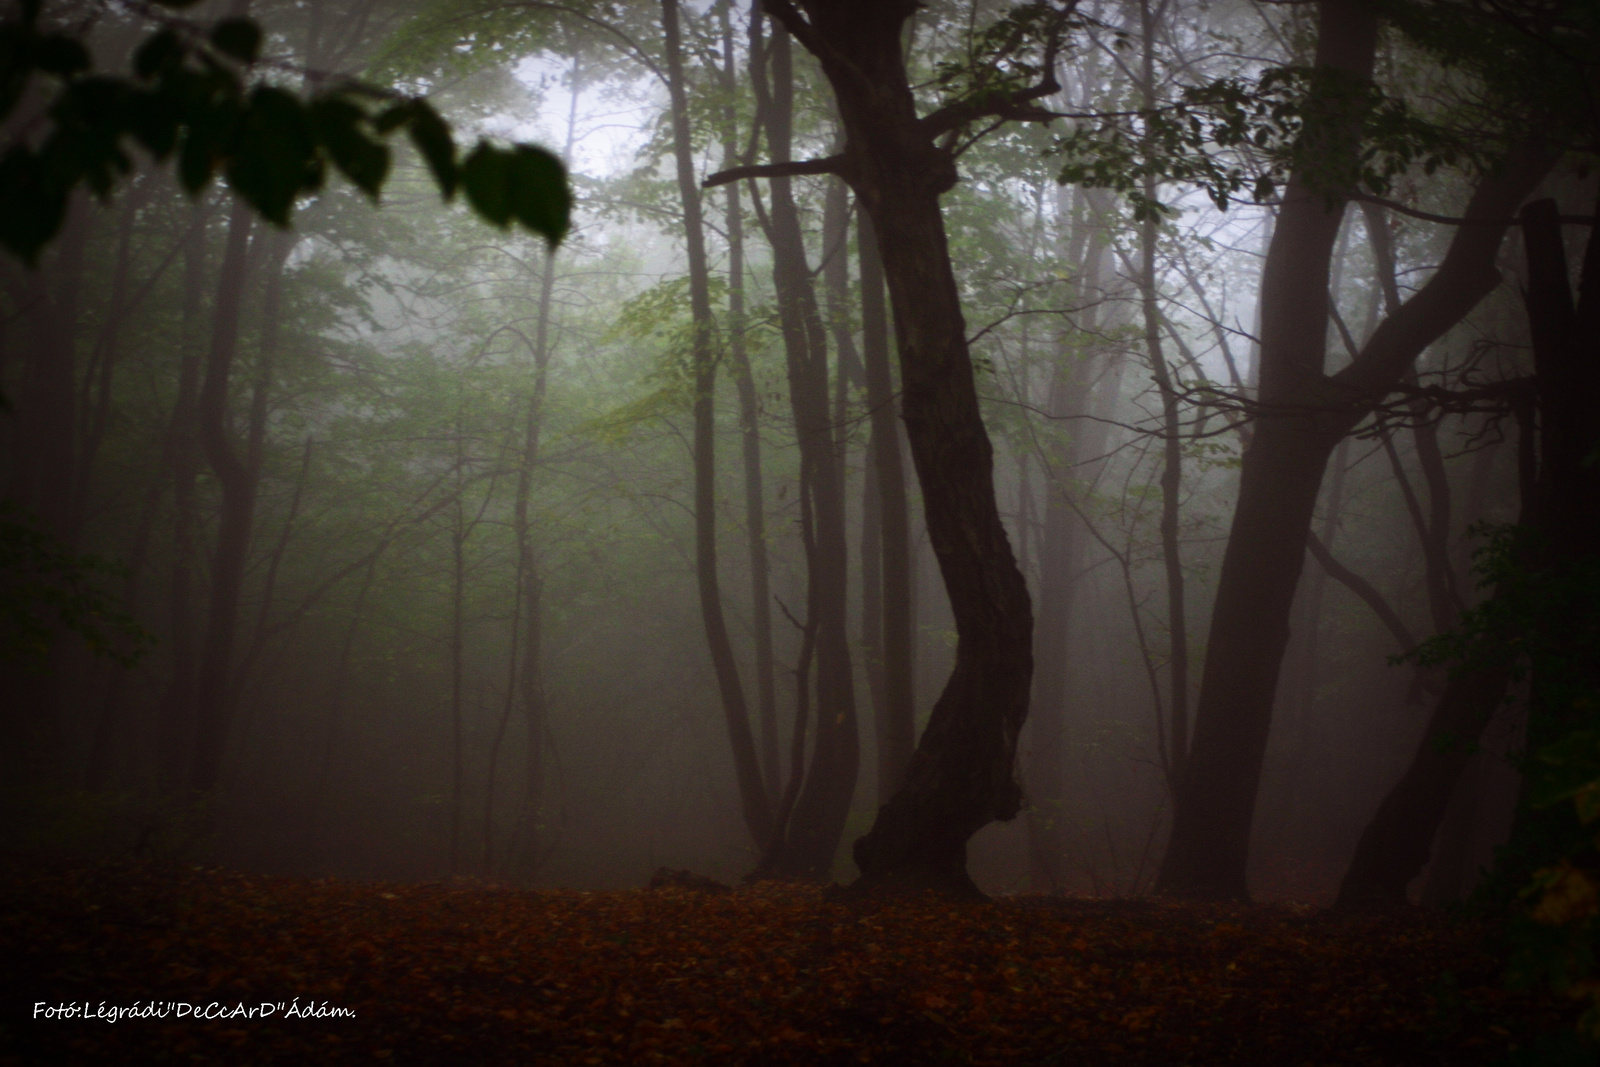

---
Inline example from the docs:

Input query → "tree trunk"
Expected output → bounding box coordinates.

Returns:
[859,210,914,804]
[187,201,261,798]
[1336,657,1514,909]
[663,0,772,850]
[1155,0,1549,900]
[1027,185,1104,892]
[757,1,1034,896]
[750,18,858,880]
[158,202,211,790]
[719,7,781,806]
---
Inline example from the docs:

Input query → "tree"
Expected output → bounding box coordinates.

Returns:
[710,0,1083,894]
[1152,0,1553,901]
[2,0,572,800]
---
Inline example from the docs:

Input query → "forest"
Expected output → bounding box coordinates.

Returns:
[2,0,1598,1063]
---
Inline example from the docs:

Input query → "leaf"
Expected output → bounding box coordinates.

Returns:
[460,141,569,244]
[209,18,262,65]
[133,29,184,80]
[505,144,570,245]
[402,99,456,198]
[226,86,319,226]
[34,35,90,77]
[0,147,66,263]
[311,96,389,200]
[459,141,511,228]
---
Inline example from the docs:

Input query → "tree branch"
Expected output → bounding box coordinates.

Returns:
[704,154,844,188]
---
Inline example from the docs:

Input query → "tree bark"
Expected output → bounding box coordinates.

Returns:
[158,202,211,790]
[719,6,781,806]
[859,210,914,804]
[752,0,1034,896]
[663,0,772,850]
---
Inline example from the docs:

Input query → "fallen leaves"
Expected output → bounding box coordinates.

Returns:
[0,861,1577,1065]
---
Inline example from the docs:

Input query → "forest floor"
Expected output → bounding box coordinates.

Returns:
[0,859,1582,1066]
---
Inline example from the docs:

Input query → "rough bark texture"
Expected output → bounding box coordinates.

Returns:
[757,0,1034,896]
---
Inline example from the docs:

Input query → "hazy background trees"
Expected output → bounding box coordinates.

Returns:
[2,0,1583,906]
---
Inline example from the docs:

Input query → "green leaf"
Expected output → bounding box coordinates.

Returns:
[0,147,67,264]
[459,141,510,228]
[124,90,180,160]
[210,18,262,64]
[133,29,184,80]
[460,141,569,245]
[35,36,90,77]
[311,96,389,199]
[226,86,318,226]
[403,100,456,198]
[505,144,569,245]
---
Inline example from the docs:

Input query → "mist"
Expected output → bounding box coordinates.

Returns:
[0,0,1581,910]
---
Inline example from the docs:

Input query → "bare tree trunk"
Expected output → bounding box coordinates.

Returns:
[449,461,467,874]
[747,1,1034,895]
[158,203,210,790]
[188,202,261,798]
[859,211,914,803]
[663,0,772,849]
[750,18,858,880]
[719,7,780,805]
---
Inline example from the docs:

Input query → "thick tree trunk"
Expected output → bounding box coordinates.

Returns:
[858,211,914,804]
[758,1,1034,895]
[751,21,858,880]
[663,0,772,850]
[1155,0,1548,900]
[1498,196,1600,872]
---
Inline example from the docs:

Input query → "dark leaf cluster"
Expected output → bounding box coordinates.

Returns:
[0,504,152,670]
[1055,66,1473,219]
[0,0,571,263]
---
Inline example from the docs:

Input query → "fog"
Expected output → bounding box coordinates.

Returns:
[1,0,1567,908]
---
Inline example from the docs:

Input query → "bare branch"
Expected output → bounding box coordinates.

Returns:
[703,155,844,188]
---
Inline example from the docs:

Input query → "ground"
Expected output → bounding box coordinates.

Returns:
[0,860,1579,1065]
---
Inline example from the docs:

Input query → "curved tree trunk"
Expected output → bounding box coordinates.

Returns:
[755,1,1033,896]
